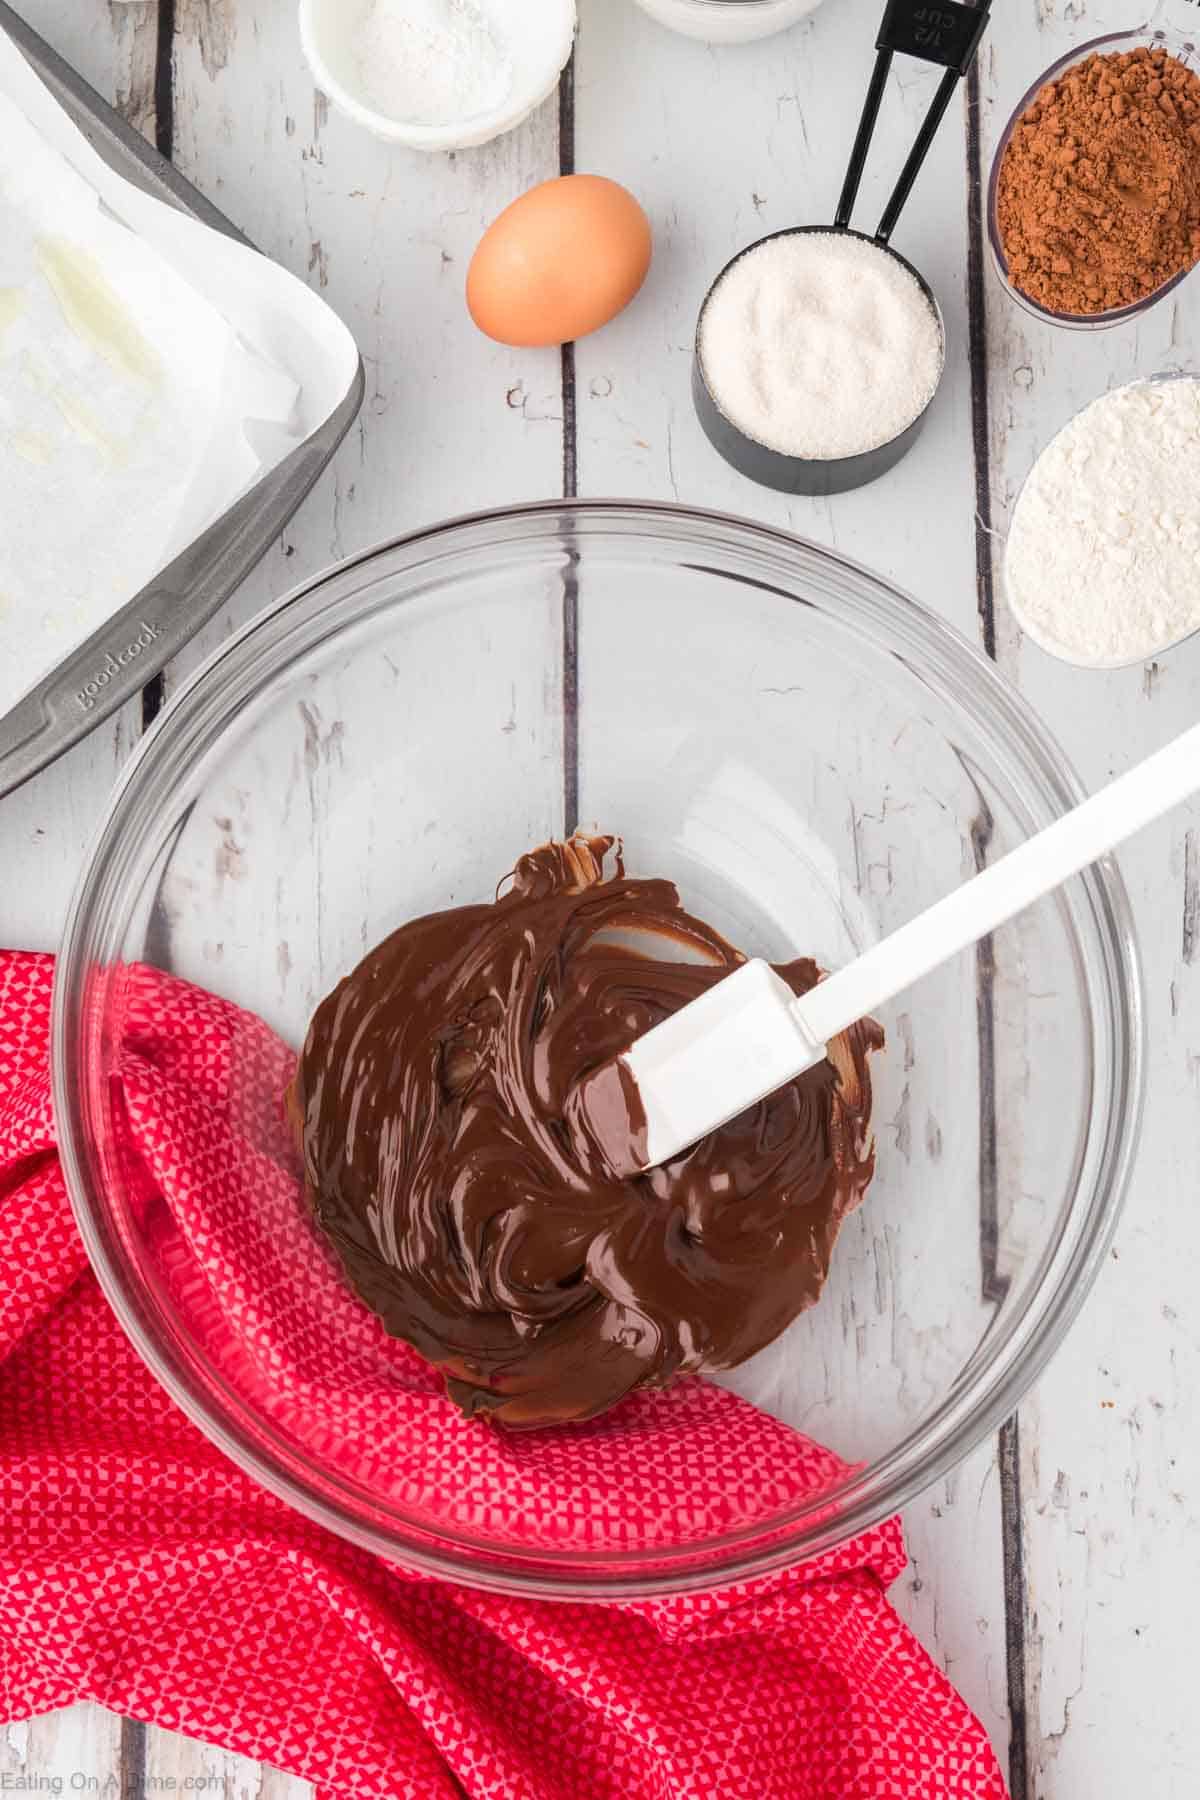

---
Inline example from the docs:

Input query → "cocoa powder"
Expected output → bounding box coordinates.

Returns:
[996,45,1200,316]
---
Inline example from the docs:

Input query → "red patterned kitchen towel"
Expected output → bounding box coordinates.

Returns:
[0,951,1007,1800]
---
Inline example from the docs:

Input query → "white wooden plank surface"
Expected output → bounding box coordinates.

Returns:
[144,1727,309,1800]
[2,1707,123,1799]
[978,7,1200,1797]
[4,0,1198,1794]
[165,0,565,688]
[572,0,1010,1762]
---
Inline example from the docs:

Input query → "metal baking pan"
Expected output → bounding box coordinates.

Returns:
[0,2,365,799]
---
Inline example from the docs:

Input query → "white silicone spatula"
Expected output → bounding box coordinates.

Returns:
[594,718,1200,1173]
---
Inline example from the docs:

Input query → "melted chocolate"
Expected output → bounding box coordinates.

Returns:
[292,838,883,1429]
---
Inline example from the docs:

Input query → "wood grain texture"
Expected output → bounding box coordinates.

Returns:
[5,0,1199,1793]
[144,1727,310,1800]
[979,8,1200,1796]
[572,0,1009,1763]
[163,0,565,688]
[2,1707,123,1798]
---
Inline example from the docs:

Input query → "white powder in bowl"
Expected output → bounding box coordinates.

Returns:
[698,231,944,461]
[351,0,513,127]
[1005,378,1200,668]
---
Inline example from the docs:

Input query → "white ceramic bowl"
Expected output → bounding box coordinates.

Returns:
[299,0,576,151]
[631,0,824,43]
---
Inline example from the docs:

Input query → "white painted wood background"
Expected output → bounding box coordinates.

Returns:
[1,1,1197,1797]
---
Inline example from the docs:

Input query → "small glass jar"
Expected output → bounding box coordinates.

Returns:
[988,3,1200,327]
[631,0,824,45]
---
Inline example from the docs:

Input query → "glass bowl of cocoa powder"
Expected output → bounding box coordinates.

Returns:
[988,30,1200,329]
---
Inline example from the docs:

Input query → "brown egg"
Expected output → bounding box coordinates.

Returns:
[467,175,653,348]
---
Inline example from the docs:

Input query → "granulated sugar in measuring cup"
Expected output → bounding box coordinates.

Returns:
[698,228,944,462]
[694,0,991,496]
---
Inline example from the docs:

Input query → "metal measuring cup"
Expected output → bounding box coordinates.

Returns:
[693,0,992,497]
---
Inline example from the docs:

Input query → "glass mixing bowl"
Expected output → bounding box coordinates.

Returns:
[54,502,1143,1597]
[988,20,1200,330]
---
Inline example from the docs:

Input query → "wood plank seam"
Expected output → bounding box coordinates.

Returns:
[965,55,1029,1800]
[998,1414,1031,1800]
[559,50,580,837]
[124,3,169,1782]
[965,60,996,664]
[154,0,174,166]
[119,1715,147,1799]
[140,0,174,733]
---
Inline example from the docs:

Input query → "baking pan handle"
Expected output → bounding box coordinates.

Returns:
[0,357,364,802]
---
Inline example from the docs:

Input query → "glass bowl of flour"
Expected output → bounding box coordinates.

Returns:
[299,0,575,151]
[1004,374,1200,668]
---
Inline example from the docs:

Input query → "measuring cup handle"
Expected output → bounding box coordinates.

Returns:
[876,65,960,244]
[834,0,992,243]
[836,47,893,231]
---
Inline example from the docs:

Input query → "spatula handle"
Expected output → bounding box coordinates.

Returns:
[796,718,1200,1048]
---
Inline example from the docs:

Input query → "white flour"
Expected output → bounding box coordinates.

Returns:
[698,232,943,461]
[351,0,513,126]
[1005,379,1200,668]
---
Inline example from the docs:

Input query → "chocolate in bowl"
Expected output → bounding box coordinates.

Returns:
[289,835,882,1429]
[54,502,1142,1596]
